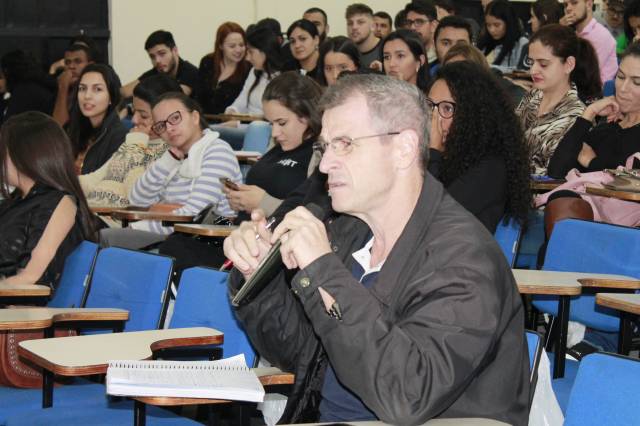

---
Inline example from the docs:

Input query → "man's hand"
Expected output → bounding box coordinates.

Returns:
[369,60,383,72]
[559,13,576,26]
[223,209,274,279]
[271,206,331,270]
[57,69,74,90]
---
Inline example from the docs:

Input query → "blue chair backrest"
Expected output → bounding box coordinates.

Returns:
[494,217,522,267]
[82,247,173,331]
[603,79,615,97]
[537,219,640,331]
[564,352,640,426]
[242,121,271,154]
[525,329,543,409]
[48,241,99,308]
[170,267,256,366]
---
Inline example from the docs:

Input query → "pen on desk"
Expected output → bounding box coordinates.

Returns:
[220,216,277,271]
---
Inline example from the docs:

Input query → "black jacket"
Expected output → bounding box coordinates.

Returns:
[230,173,529,425]
[80,110,128,175]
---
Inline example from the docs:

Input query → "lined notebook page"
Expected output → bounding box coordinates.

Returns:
[106,354,264,402]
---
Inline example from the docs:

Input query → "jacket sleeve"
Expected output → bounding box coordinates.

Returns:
[546,117,593,178]
[229,269,317,372]
[289,251,508,425]
[225,70,254,114]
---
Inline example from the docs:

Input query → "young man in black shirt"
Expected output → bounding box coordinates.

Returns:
[121,30,200,99]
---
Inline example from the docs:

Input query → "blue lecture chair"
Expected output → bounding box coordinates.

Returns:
[603,79,616,97]
[0,248,174,425]
[48,240,99,308]
[525,330,543,409]
[531,219,640,412]
[494,217,522,267]
[564,352,640,426]
[242,121,272,154]
[6,267,255,425]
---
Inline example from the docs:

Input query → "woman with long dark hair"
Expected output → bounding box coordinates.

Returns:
[197,22,252,114]
[0,112,95,287]
[427,61,531,232]
[223,72,322,220]
[517,24,601,175]
[287,19,321,82]
[478,0,529,71]
[382,29,430,92]
[318,36,361,86]
[67,63,127,174]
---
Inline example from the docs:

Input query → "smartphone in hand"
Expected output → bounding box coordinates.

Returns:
[219,177,240,191]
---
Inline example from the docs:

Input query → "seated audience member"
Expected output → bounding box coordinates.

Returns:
[621,0,640,52]
[0,112,95,287]
[434,0,482,40]
[547,42,640,179]
[48,35,104,76]
[68,64,127,175]
[517,24,601,175]
[223,72,321,221]
[225,26,284,117]
[560,0,617,82]
[432,16,473,71]
[319,36,361,85]
[478,0,530,72]
[287,19,322,81]
[530,0,564,33]
[373,11,393,39]
[80,75,182,208]
[121,30,200,99]
[603,0,626,42]
[394,9,409,30]
[404,1,439,66]
[382,30,430,92]
[0,50,54,124]
[223,74,529,425]
[303,7,330,42]
[197,22,251,115]
[52,43,95,126]
[346,3,383,69]
[100,92,241,249]
[428,61,531,232]
[443,42,526,106]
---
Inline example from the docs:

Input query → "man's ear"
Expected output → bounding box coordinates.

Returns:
[172,46,179,56]
[393,129,421,169]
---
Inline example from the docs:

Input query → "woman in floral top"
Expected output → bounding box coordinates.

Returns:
[516,24,601,175]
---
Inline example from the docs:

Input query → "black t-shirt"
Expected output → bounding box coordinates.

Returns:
[237,140,314,222]
[197,55,251,114]
[139,57,200,98]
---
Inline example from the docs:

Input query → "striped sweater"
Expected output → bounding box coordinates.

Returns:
[129,129,241,234]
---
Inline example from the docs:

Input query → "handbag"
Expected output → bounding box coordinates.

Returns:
[603,168,640,193]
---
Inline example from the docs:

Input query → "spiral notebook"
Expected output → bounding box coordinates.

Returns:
[106,354,264,402]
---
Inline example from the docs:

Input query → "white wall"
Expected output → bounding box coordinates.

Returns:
[110,0,406,83]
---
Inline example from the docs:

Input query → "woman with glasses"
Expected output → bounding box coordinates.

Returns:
[99,92,242,249]
[382,29,430,92]
[478,0,529,72]
[197,22,252,115]
[223,72,321,221]
[516,24,601,176]
[68,63,128,175]
[427,61,530,232]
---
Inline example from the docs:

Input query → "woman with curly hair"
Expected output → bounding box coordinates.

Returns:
[427,61,531,232]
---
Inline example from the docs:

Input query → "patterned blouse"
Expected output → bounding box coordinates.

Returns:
[516,85,585,175]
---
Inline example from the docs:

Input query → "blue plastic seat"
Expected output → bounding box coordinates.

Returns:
[242,121,271,154]
[564,352,640,426]
[526,330,543,408]
[603,79,616,97]
[4,267,251,426]
[494,217,522,267]
[48,241,99,308]
[0,248,174,425]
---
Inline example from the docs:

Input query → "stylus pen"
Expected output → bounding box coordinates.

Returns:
[219,216,277,271]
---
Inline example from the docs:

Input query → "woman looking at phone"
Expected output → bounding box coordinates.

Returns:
[223,72,322,221]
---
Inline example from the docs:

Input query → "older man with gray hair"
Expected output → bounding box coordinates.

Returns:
[224,74,529,425]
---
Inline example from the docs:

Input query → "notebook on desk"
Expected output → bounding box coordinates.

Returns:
[106,354,264,402]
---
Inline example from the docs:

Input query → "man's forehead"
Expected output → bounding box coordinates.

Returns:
[65,50,87,59]
[148,44,171,54]
[407,10,428,19]
[304,12,325,24]
[349,13,371,22]
[322,94,370,134]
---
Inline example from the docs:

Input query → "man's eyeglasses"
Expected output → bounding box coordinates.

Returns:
[151,110,183,134]
[426,98,456,119]
[313,132,400,156]
[406,18,430,28]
